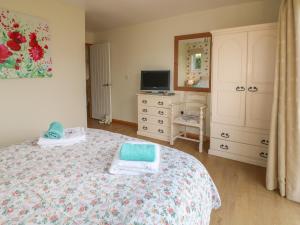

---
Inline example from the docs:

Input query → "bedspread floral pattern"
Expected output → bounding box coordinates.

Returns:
[0,129,220,225]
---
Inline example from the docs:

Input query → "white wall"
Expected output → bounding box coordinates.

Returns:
[86,32,96,44]
[0,0,87,147]
[93,1,280,129]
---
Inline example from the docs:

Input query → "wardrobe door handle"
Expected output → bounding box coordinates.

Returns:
[259,152,268,159]
[157,101,164,106]
[236,86,245,91]
[220,144,229,150]
[248,86,258,92]
[261,139,269,146]
[221,132,230,138]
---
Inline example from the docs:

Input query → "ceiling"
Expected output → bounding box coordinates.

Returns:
[65,0,263,32]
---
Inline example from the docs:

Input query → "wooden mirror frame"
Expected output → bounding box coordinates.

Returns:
[174,32,212,92]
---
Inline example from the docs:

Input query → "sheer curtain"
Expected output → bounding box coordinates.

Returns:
[266,0,300,202]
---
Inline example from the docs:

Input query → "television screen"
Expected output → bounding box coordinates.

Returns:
[140,70,170,91]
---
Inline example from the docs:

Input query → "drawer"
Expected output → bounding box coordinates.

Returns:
[138,123,170,136]
[211,123,269,148]
[138,114,170,127]
[138,96,153,106]
[151,97,171,108]
[138,96,171,108]
[138,106,170,118]
[210,138,268,161]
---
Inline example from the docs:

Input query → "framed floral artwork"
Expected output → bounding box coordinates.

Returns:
[0,9,52,79]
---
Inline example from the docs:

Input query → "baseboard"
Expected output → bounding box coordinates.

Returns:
[112,119,138,127]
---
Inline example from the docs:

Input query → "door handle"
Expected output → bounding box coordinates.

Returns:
[248,86,258,92]
[102,83,111,87]
[259,152,268,159]
[261,139,269,146]
[236,86,245,91]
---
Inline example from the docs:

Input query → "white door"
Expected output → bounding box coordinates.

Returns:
[212,32,248,126]
[90,43,112,122]
[246,29,277,129]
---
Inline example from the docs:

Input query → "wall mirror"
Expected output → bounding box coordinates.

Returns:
[174,32,212,92]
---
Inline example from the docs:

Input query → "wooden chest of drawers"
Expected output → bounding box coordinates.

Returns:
[137,93,179,141]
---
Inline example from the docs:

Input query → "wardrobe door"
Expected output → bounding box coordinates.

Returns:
[246,29,277,129]
[212,32,247,126]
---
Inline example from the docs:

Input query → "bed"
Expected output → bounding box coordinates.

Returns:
[0,129,220,225]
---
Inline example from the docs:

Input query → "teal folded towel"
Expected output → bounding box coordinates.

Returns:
[119,143,156,162]
[43,121,64,139]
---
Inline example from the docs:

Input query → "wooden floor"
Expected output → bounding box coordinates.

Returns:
[88,118,300,225]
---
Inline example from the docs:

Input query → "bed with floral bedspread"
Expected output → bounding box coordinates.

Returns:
[0,129,220,225]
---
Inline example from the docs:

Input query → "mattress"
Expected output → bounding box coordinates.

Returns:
[0,128,220,225]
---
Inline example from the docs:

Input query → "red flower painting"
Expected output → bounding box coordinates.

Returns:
[6,31,26,51]
[6,40,21,51]
[28,32,44,61]
[29,45,44,61]
[0,9,52,79]
[8,31,26,43]
[0,44,12,63]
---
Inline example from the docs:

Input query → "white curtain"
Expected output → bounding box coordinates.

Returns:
[266,0,300,202]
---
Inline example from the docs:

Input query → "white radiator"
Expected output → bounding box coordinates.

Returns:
[90,43,112,124]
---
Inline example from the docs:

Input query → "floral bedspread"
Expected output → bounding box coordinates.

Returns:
[0,129,220,225]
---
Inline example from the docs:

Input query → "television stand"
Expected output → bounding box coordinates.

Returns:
[137,92,179,141]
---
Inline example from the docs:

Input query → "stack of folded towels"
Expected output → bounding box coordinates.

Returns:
[109,141,160,175]
[38,121,86,148]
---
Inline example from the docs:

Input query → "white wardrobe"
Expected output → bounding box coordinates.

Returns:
[209,23,277,167]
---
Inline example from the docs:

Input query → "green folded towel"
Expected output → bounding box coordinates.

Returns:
[119,143,156,162]
[43,121,64,139]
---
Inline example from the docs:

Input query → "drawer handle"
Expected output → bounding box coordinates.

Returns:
[142,100,148,104]
[248,86,258,92]
[142,109,148,113]
[142,126,148,130]
[157,101,164,106]
[158,111,164,115]
[261,139,269,146]
[158,120,164,124]
[220,144,229,150]
[236,86,245,91]
[259,152,268,159]
[142,117,147,122]
[158,129,164,134]
[221,132,230,138]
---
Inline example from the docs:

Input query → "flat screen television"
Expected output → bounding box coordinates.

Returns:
[140,70,170,91]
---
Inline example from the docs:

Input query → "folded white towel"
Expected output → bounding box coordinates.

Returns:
[38,127,86,148]
[109,141,160,175]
